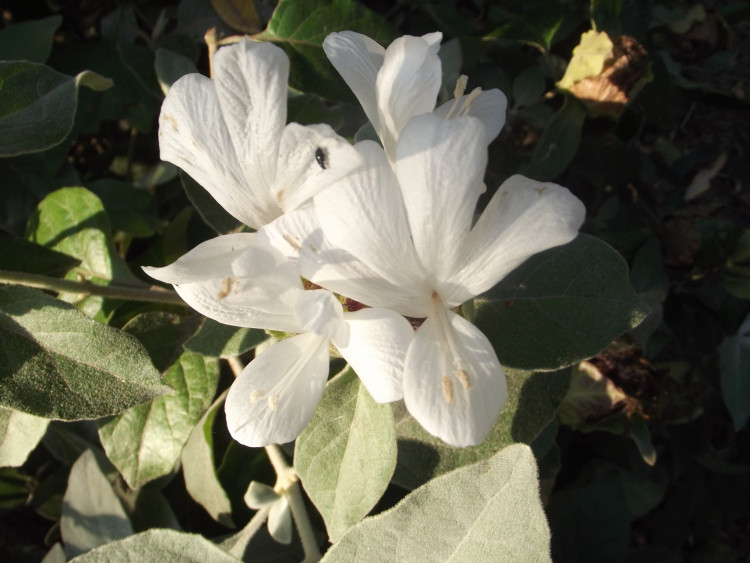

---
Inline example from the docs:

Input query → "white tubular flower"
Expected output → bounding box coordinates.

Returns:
[323,30,507,162]
[144,234,413,447]
[159,38,362,229]
[262,114,586,447]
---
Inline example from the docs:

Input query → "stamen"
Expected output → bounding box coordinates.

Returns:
[442,376,454,404]
[282,233,301,250]
[267,394,280,411]
[445,75,469,120]
[456,369,471,390]
[456,87,482,117]
[216,276,238,300]
[250,389,265,403]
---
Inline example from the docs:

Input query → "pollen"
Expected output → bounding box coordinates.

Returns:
[456,369,471,390]
[250,389,265,403]
[282,233,301,250]
[442,376,454,404]
[216,276,238,300]
[267,394,280,411]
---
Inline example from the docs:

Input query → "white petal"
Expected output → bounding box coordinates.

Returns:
[225,333,330,447]
[335,308,415,403]
[143,233,258,284]
[395,114,487,282]
[274,123,362,212]
[314,141,426,292]
[292,288,348,343]
[403,310,507,447]
[159,74,272,229]
[213,39,289,221]
[244,481,280,509]
[145,235,303,332]
[268,496,292,544]
[434,88,508,145]
[444,174,586,305]
[376,35,442,159]
[420,31,443,54]
[323,31,385,134]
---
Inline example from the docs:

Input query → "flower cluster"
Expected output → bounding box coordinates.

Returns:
[145,32,585,448]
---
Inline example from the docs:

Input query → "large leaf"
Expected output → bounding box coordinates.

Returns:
[183,317,268,358]
[123,312,203,372]
[295,367,397,542]
[85,179,160,238]
[70,529,239,562]
[719,312,750,431]
[322,444,551,562]
[486,6,563,52]
[256,0,395,102]
[0,286,170,420]
[0,154,60,236]
[60,449,133,558]
[0,235,80,277]
[393,366,570,489]
[0,62,111,157]
[0,15,62,63]
[181,391,234,527]
[475,234,647,370]
[0,406,49,467]
[98,350,219,489]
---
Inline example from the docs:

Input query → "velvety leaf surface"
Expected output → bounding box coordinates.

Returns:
[123,312,203,372]
[70,529,238,562]
[98,350,219,489]
[181,391,234,527]
[0,235,80,276]
[0,286,170,420]
[256,0,395,102]
[295,367,397,542]
[0,15,62,63]
[393,366,570,489]
[60,449,133,558]
[323,444,551,562]
[475,234,647,370]
[0,406,49,467]
[183,317,268,358]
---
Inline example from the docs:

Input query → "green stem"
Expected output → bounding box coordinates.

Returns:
[0,269,185,305]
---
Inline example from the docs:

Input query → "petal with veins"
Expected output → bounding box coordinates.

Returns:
[395,114,487,282]
[159,75,270,228]
[444,174,586,306]
[334,308,415,403]
[403,309,508,447]
[434,88,508,145]
[225,333,330,447]
[291,288,348,343]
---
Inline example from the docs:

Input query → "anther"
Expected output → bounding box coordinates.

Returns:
[216,276,237,300]
[456,369,471,390]
[442,376,454,404]
[453,75,468,99]
[456,87,482,117]
[282,233,301,250]
[267,394,280,411]
[250,389,265,403]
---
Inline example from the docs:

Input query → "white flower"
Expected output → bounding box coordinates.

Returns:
[261,114,586,447]
[323,31,507,162]
[159,38,361,229]
[244,481,292,544]
[144,234,413,447]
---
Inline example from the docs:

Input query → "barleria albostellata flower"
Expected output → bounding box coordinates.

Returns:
[145,38,413,447]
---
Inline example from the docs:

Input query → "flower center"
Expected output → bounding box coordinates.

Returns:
[444,75,483,120]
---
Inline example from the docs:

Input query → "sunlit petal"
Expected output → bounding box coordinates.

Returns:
[434,88,508,145]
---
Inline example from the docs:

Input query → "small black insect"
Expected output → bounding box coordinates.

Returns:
[315,147,327,170]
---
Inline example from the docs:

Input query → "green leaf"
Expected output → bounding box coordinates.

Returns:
[123,312,203,372]
[295,367,397,542]
[154,48,199,95]
[557,30,614,90]
[98,350,219,489]
[486,7,563,52]
[590,0,622,34]
[0,15,62,63]
[0,62,111,157]
[0,286,170,420]
[524,96,586,181]
[181,391,234,528]
[256,0,396,102]
[42,543,66,563]
[27,187,141,285]
[475,234,647,370]
[0,153,59,236]
[211,0,262,33]
[70,529,239,562]
[60,449,133,558]
[86,179,159,238]
[393,366,570,489]
[0,235,80,276]
[720,313,750,431]
[184,318,268,358]
[322,444,551,562]
[0,406,49,467]
[513,65,547,108]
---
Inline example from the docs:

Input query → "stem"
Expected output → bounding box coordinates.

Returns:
[226,504,272,559]
[0,269,185,305]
